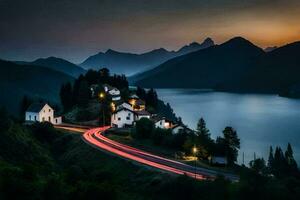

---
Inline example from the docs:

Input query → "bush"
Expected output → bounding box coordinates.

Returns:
[30,122,58,144]
[133,118,154,139]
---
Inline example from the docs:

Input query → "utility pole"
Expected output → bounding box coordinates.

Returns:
[99,92,105,127]
[242,152,245,165]
[192,146,198,179]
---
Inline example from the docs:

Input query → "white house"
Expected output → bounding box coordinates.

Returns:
[152,116,173,129]
[25,103,62,125]
[103,84,121,101]
[111,107,151,128]
[111,107,135,128]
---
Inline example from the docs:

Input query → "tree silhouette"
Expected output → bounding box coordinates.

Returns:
[222,127,240,165]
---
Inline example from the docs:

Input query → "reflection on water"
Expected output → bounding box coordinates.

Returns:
[156,89,300,164]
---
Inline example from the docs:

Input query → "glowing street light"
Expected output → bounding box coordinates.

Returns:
[99,92,105,99]
[192,146,198,179]
[99,92,105,127]
[192,146,198,155]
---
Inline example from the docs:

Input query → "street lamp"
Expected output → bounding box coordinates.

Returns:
[192,146,198,179]
[99,92,105,127]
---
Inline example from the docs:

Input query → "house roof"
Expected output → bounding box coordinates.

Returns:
[129,94,139,99]
[103,84,118,91]
[113,107,135,114]
[26,103,47,112]
[135,99,145,106]
[113,107,150,116]
[134,110,151,116]
[151,115,164,123]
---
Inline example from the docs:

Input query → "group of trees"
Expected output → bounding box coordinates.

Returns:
[136,87,179,122]
[133,117,240,165]
[60,68,129,112]
[133,118,189,150]
[250,144,299,177]
[183,118,240,165]
[136,87,158,110]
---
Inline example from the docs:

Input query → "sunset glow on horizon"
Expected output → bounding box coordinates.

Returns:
[1,0,300,62]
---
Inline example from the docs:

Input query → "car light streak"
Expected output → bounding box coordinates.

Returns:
[82,127,239,181]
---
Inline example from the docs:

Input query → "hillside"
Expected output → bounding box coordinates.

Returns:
[17,57,85,77]
[230,41,300,95]
[133,37,300,96]
[80,38,214,75]
[133,37,265,88]
[0,59,74,115]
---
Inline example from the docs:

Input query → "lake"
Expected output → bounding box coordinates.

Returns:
[156,89,300,165]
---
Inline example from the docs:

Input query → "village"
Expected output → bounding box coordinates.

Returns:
[22,72,230,168]
[24,83,191,135]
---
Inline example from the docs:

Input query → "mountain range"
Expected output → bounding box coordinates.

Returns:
[16,57,86,77]
[0,59,74,115]
[80,38,215,75]
[132,37,300,97]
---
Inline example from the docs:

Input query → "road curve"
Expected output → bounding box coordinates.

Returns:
[82,127,239,181]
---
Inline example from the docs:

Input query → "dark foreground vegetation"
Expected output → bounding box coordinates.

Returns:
[1,108,300,200]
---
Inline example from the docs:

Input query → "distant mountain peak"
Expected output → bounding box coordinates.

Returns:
[227,36,251,44]
[106,49,118,54]
[177,37,214,54]
[222,37,262,50]
[201,37,215,46]
[264,46,277,52]
[188,42,201,47]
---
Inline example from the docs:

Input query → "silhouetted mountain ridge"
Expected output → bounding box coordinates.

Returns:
[133,37,300,97]
[80,38,215,75]
[16,57,85,77]
[0,59,74,114]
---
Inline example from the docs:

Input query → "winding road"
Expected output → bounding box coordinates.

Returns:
[79,126,239,181]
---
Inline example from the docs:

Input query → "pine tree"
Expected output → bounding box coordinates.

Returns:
[268,146,274,170]
[285,143,298,172]
[77,80,90,107]
[146,88,158,109]
[60,82,73,112]
[223,127,240,165]
[195,118,212,159]
[19,95,33,121]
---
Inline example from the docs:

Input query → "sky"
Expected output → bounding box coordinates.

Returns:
[1,0,300,63]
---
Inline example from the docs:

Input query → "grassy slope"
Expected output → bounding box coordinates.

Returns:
[2,121,300,200]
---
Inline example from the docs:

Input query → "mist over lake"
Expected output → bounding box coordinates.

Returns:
[156,89,300,165]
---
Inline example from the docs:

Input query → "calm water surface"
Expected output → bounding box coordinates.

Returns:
[156,89,300,164]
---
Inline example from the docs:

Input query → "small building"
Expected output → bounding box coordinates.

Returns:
[128,95,146,111]
[25,103,62,125]
[116,101,133,111]
[103,84,121,101]
[209,156,228,166]
[152,116,174,129]
[134,110,151,120]
[111,107,135,128]
[111,107,151,128]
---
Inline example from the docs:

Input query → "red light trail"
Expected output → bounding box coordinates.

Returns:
[82,127,239,181]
